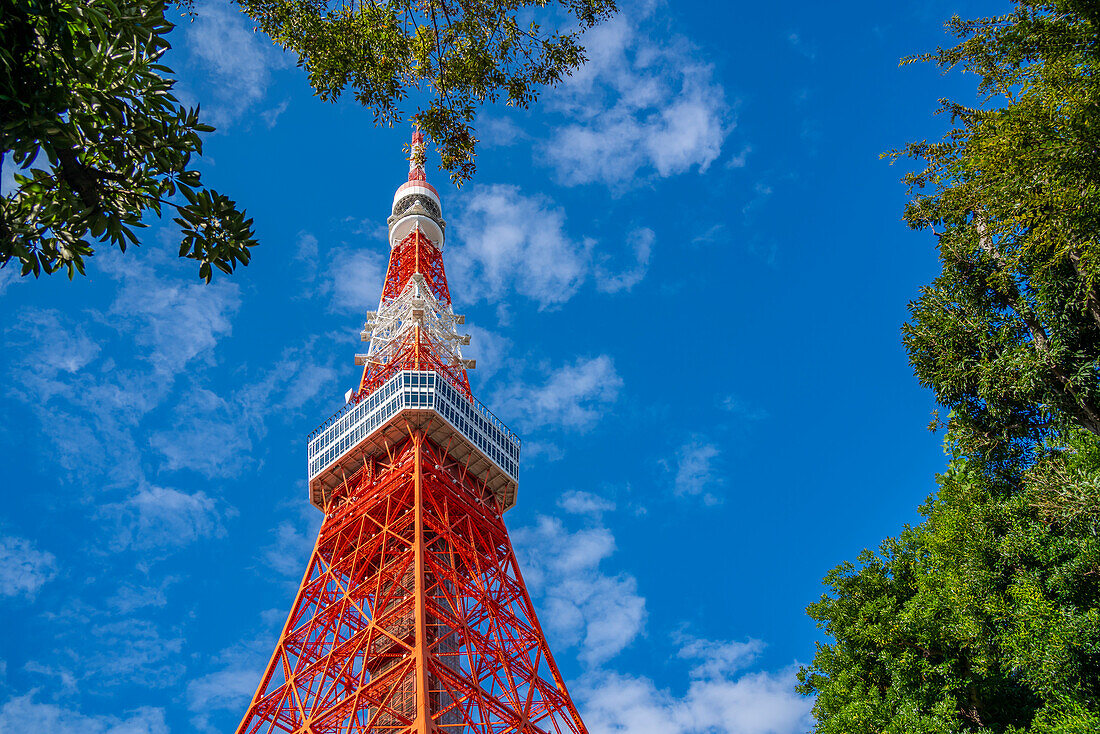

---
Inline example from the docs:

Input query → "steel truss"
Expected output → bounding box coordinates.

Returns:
[238,430,586,734]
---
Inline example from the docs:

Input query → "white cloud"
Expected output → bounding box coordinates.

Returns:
[558,490,615,516]
[478,116,526,147]
[677,635,764,679]
[186,3,286,127]
[261,506,320,580]
[596,227,654,294]
[149,388,252,478]
[464,324,512,385]
[146,336,340,479]
[722,395,769,422]
[105,255,240,376]
[107,580,173,614]
[324,246,386,313]
[523,440,565,462]
[543,14,730,188]
[293,230,320,286]
[578,663,812,734]
[0,536,57,600]
[513,516,645,665]
[452,184,593,308]
[0,265,22,296]
[102,486,224,553]
[494,355,622,432]
[742,181,774,217]
[514,481,808,734]
[186,608,285,732]
[82,618,185,686]
[672,440,722,503]
[727,145,752,169]
[5,309,99,382]
[188,668,262,732]
[261,98,290,128]
[0,694,167,734]
[5,254,335,497]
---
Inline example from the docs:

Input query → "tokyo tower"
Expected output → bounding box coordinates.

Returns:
[237,130,589,734]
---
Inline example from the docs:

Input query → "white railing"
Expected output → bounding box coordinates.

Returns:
[307,371,520,482]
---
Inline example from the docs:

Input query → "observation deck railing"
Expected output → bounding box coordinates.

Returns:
[306,370,520,483]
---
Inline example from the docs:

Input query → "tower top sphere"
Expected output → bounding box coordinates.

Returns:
[389,127,444,247]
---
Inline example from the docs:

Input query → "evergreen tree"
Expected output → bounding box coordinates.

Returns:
[238,0,617,183]
[1,0,257,282]
[799,3,1100,731]
[1,0,616,281]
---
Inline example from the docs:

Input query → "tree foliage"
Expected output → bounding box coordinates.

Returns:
[800,2,1100,731]
[1,0,256,282]
[238,0,618,183]
[799,431,1100,733]
[897,0,1100,460]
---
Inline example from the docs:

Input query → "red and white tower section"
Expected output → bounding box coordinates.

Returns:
[237,130,588,734]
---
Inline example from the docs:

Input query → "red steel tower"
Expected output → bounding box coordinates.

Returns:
[237,130,588,734]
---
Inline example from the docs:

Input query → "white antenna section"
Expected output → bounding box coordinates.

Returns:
[360,272,471,372]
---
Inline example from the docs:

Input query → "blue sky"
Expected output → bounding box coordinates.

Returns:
[0,0,1006,731]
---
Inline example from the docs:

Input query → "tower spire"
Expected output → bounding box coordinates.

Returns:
[408,125,427,182]
[235,133,589,734]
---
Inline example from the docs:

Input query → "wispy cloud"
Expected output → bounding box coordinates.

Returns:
[516,505,811,733]
[0,267,19,296]
[676,634,764,679]
[184,3,287,128]
[188,666,264,733]
[514,516,646,666]
[543,13,730,189]
[5,252,334,509]
[0,694,168,734]
[494,355,622,432]
[464,324,512,385]
[451,185,657,307]
[105,254,240,375]
[107,579,174,614]
[671,440,723,504]
[323,246,386,313]
[0,536,57,600]
[596,227,654,294]
[82,618,186,686]
[558,490,616,516]
[100,485,226,554]
[186,608,286,732]
[722,395,769,422]
[261,505,320,581]
[577,660,812,734]
[452,184,593,308]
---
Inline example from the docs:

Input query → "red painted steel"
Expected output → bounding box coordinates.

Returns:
[237,132,587,734]
[237,434,585,734]
[355,230,471,402]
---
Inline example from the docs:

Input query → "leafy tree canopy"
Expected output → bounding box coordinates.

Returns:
[800,2,1100,731]
[896,0,1100,462]
[237,0,618,184]
[799,429,1100,733]
[1,0,615,282]
[1,0,257,282]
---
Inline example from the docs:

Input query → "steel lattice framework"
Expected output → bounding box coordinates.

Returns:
[237,130,588,734]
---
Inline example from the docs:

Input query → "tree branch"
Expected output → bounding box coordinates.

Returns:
[975,215,1100,435]
[1067,246,1100,331]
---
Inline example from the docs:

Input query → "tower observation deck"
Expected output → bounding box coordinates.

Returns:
[236,130,589,734]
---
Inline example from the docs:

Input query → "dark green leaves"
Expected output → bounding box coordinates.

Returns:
[174,187,256,283]
[0,0,257,283]
[890,0,1100,461]
[803,3,1100,731]
[237,0,617,184]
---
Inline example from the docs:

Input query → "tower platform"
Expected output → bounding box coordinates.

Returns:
[307,370,520,512]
